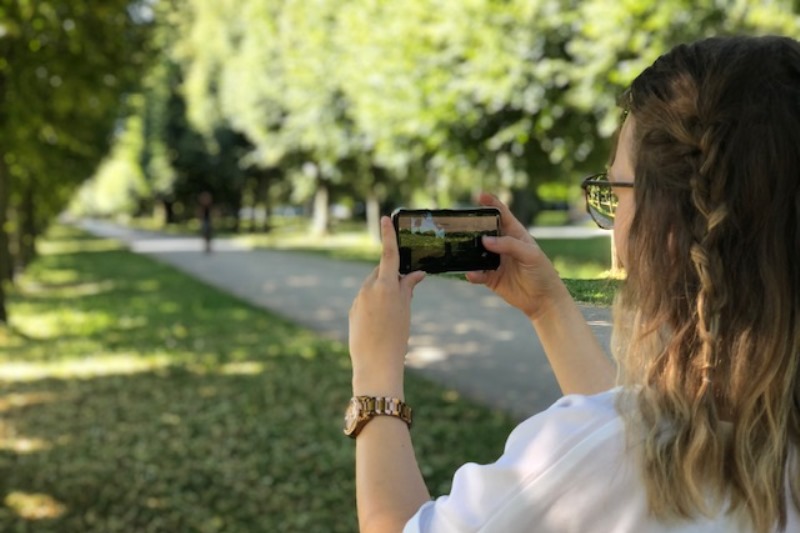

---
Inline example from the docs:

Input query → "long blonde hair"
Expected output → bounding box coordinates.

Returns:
[613,36,800,532]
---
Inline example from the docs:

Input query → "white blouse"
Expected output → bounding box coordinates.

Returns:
[404,388,799,533]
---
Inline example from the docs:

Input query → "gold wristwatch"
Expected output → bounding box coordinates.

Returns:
[343,396,413,438]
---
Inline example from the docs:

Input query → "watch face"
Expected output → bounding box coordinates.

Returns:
[343,397,361,435]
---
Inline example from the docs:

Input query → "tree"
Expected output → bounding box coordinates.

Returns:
[0,0,151,322]
[175,0,390,236]
[73,0,800,248]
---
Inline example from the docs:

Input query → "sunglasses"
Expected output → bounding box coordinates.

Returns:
[580,172,634,230]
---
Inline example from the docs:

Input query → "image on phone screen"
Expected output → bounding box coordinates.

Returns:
[392,208,500,274]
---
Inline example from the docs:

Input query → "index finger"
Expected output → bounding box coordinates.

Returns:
[476,192,533,242]
[377,215,400,280]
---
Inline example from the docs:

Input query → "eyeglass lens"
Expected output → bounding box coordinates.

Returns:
[586,178,618,229]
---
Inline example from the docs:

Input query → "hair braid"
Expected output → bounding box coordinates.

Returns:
[688,122,729,398]
[663,112,732,514]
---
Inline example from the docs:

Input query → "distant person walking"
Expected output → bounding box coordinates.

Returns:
[198,191,213,253]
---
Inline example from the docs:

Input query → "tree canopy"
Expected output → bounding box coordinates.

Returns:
[76,0,798,235]
[6,0,800,321]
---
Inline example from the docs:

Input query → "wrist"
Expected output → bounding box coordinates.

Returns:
[529,286,583,334]
[527,281,573,323]
[352,372,404,400]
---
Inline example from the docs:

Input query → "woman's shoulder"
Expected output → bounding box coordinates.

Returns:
[405,389,635,532]
[503,387,625,458]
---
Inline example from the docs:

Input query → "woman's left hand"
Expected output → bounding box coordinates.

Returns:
[349,216,426,398]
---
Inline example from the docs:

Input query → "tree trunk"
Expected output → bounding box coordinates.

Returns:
[249,208,257,232]
[163,198,175,225]
[510,187,542,229]
[311,178,329,237]
[366,189,381,243]
[248,183,258,233]
[230,194,242,233]
[18,180,36,270]
[258,175,272,233]
[260,169,278,233]
[263,202,272,232]
[0,154,10,323]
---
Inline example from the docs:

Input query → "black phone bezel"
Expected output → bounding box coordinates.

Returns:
[390,207,501,274]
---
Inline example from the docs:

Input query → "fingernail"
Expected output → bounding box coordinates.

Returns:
[482,236,496,244]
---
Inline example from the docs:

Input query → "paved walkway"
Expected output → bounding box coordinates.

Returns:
[77,220,613,421]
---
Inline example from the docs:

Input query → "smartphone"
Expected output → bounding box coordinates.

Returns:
[391,207,501,274]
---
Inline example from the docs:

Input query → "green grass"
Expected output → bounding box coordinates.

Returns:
[0,226,517,532]
[536,236,622,304]
[562,278,620,306]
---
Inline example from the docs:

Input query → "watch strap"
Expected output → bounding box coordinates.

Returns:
[345,396,412,438]
[365,396,412,427]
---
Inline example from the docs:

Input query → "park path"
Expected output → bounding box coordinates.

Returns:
[77,220,613,420]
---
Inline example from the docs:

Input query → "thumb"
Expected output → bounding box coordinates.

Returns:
[401,270,426,296]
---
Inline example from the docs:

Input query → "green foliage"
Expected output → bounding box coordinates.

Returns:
[139,57,180,203]
[0,227,517,531]
[72,0,800,230]
[70,111,149,217]
[0,0,151,222]
[0,0,154,322]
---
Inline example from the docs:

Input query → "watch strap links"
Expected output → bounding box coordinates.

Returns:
[371,396,412,428]
[345,396,413,438]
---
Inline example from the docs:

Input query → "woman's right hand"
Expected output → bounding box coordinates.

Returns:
[465,192,570,321]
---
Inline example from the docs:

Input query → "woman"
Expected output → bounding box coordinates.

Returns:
[346,35,800,532]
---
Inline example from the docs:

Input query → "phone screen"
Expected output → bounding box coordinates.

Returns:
[392,208,501,274]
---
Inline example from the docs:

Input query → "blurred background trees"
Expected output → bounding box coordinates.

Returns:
[73,0,799,234]
[2,0,800,320]
[0,0,152,320]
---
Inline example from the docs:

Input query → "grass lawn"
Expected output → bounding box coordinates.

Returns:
[0,227,517,532]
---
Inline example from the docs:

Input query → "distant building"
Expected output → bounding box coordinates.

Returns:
[411,213,445,238]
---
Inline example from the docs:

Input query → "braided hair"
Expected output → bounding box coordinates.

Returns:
[614,36,800,532]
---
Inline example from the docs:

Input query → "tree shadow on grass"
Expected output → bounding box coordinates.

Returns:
[0,364,357,532]
[0,229,518,532]
[6,247,318,367]
[0,362,516,532]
